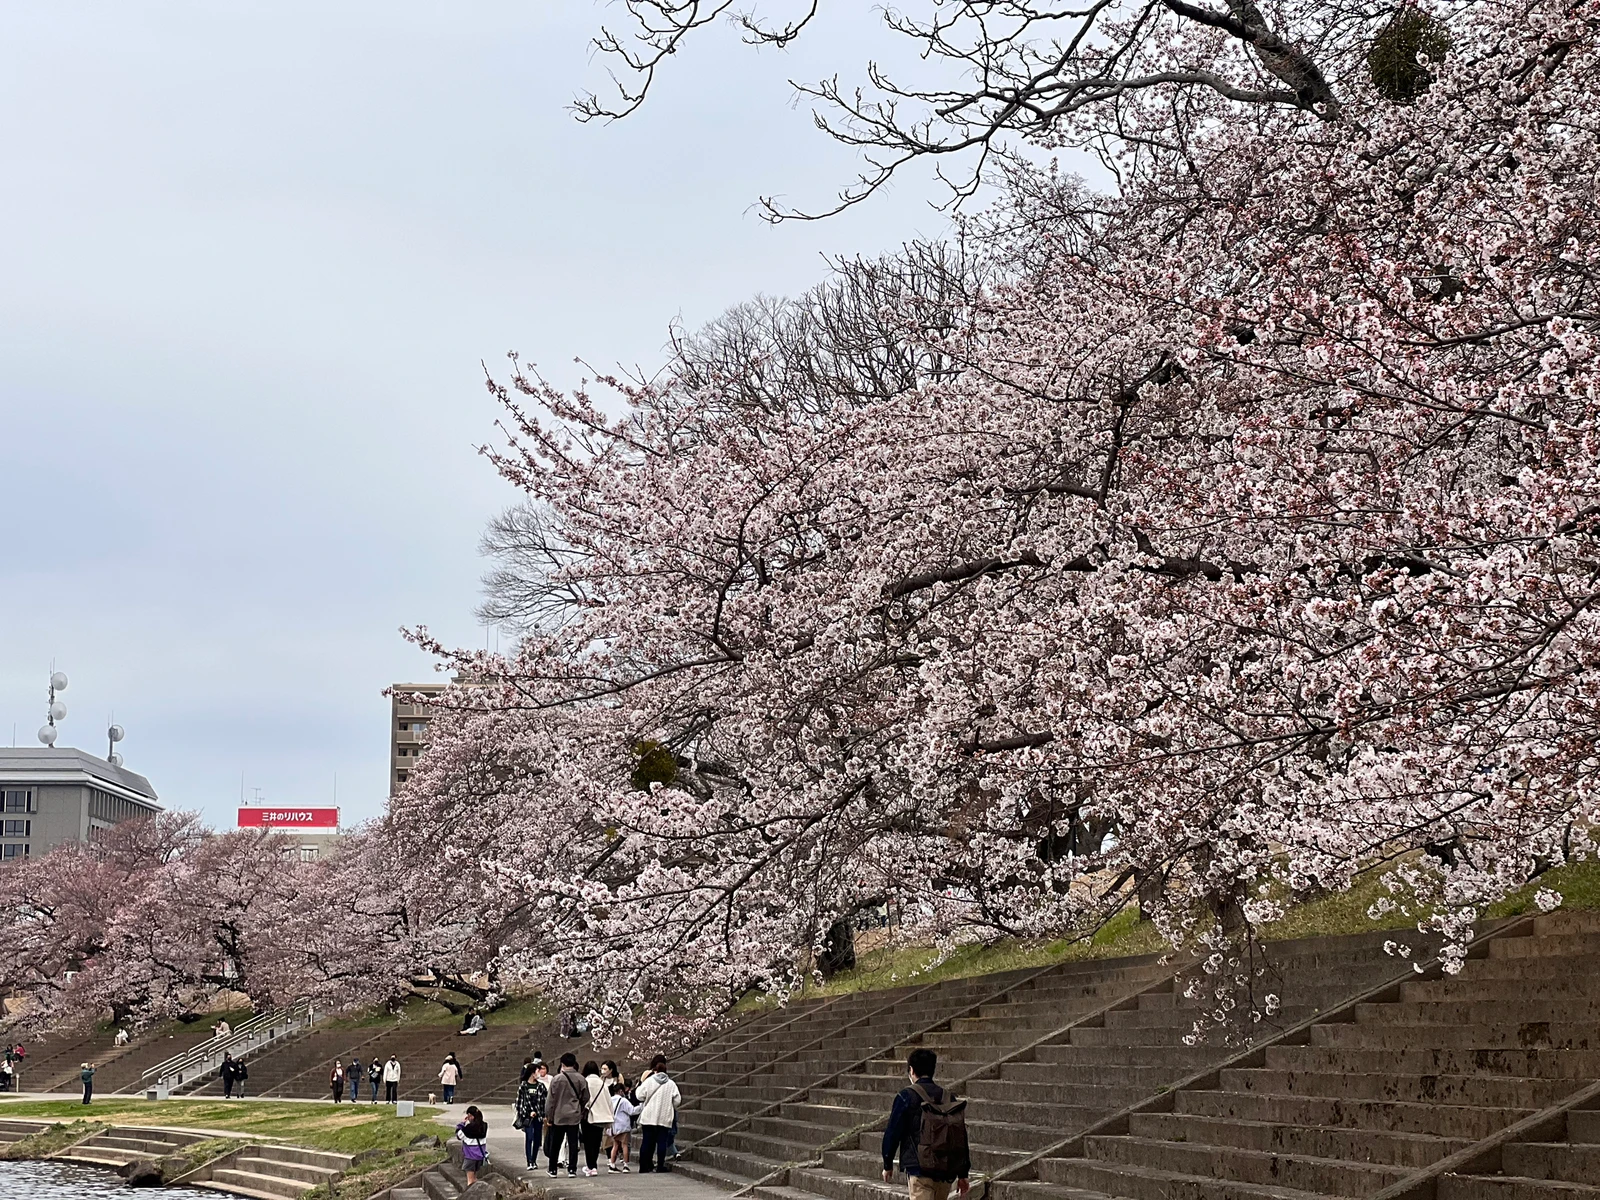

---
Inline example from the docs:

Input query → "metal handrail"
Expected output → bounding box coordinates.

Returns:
[137,999,315,1089]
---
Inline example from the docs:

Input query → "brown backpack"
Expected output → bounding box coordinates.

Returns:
[912,1082,969,1176]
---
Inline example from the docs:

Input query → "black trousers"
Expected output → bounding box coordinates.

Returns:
[581,1120,605,1170]
[545,1123,580,1172]
[385,1080,398,1103]
[81,1081,93,1105]
[639,1124,670,1172]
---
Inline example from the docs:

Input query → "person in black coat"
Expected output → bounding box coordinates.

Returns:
[220,1053,238,1099]
[881,1049,970,1200]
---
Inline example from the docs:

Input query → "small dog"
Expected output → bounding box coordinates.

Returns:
[427,1092,437,1105]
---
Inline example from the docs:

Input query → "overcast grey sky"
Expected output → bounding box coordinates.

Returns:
[0,2,950,829]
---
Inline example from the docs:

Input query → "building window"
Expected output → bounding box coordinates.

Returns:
[299,846,318,862]
[4,790,33,814]
[3,821,27,837]
[396,771,409,783]
[2,844,27,860]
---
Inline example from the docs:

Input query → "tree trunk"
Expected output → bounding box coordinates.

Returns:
[817,918,856,977]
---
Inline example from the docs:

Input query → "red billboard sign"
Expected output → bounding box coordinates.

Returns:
[237,807,339,830]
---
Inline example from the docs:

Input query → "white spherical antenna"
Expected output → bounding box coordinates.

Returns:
[37,724,57,746]
[108,724,125,743]
[49,701,68,722]
[109,752,124,767]
[50,671,68,692]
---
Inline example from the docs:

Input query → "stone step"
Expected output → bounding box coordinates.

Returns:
[1532,911,1600,934]
[789,1165,915,1200]
[690,1141,789,1180]
[676,1158,769,1192]
[253,1144,354,1171]
[197,1182,304,1200]
[995,1061,1190,1089]
[1439,1175,1600,1200]
[1033,1043,1220,1069]
[1489,934,1600,959]
[1310,1022,1600,1051]
[1062,1026,1200,1048]
[1104,1006,1320,1029]
[1503,1142,1600,1184]
[1401,978,1600,1003]
[1357,1001,1600,1026]
[965,1101,1107,1131]
[1037,1153,1344,1200]
[1262,1046,1600,1079]
[1080,1131,1410,1194]
[824,1143,1024,1179]
[964,1076,1156,1106]
[744,1116,867,1148]
[1127,1110,1470,1167]
[210,1167,312,1199]
[1456,955,1600,982]
[722,1128,832,1162]
[233,1155,340,1185]
[1572,1112,1600,1143]
[989,1182,1119,1200]
[786,1103,886,1130]
[1220,1067,1577,1108]
[59,1150,151,1167]
[1174,1087,1532,1139]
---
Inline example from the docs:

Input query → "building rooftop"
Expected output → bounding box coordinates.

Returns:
[0,747,160,804]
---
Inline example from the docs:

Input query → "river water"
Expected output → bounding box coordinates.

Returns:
[0,1158,220,1197]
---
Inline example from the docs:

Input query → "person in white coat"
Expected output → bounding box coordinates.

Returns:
[382,1054,402,1104]
[439,1054,463,1105]
[579,1059,616,1176]
[636,1055,682,1173]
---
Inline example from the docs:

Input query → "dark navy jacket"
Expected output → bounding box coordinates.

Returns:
[881,1077,969,1181]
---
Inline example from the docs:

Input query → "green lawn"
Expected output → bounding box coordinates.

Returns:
[323,992,555,1030]
[0,1098,443,1154]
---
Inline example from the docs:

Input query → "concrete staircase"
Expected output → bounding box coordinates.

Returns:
[1440,1103,1600,1200]
[0,1118,48,1144]
[179,1015,586,1103]
[1001,910,1600,1200]
[199,1144,355,1200]
[55,1124,211,1169]
[379,1157,528,1200]
[665,924,1483,1200]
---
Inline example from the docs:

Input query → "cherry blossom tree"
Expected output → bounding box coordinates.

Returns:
[402,0,1600,1043]
[0,819,406,1034]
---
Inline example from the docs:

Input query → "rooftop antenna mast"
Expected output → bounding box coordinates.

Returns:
[107,718,125,766]
[38,668,68,746]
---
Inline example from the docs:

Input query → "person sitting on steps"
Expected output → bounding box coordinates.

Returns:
[882,1048,971,1200]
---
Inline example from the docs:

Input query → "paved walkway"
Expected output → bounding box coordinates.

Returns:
[433,1104,727,1200]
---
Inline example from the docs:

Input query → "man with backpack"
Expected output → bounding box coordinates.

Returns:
[882,1048,971,1200]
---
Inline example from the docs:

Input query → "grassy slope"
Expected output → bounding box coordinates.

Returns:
[782,859,1600,1002]
[0,1098,443,1154]
[323,993,554,1031]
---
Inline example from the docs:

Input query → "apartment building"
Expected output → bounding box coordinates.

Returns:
[390,681,445,792]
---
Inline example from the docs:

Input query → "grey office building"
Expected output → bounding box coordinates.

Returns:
[0,747,162,862]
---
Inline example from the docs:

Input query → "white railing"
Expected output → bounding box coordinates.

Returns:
[132,999,315,1092]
